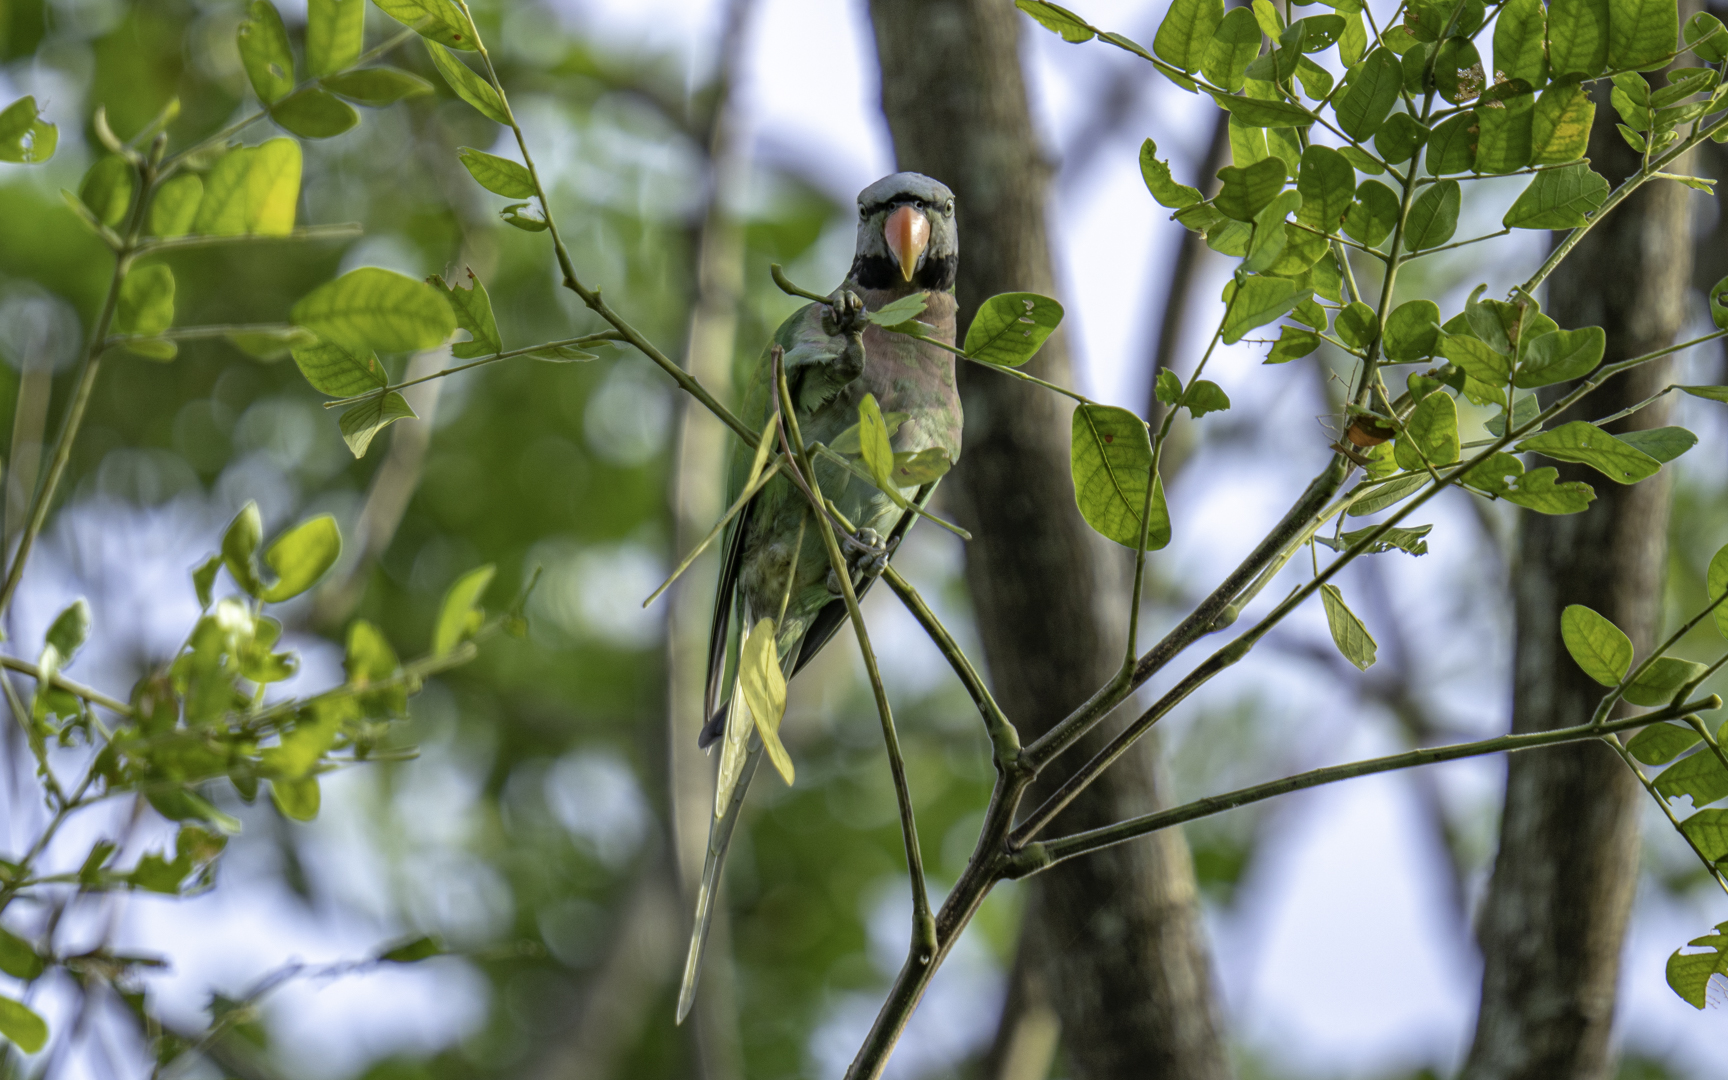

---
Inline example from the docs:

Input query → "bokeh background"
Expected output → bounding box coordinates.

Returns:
[2,0,1728,1077]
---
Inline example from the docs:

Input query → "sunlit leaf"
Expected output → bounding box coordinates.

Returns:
[964,292,1063,367]
[1531,80,1595,163]
[1383,300,1441,361]
[1221,274,1307,343]
[238,2,295,105]
[292,337,385,396]
[1618,426,1696,464]
[322,67,437,106]
[739,618,793,785]
[1494,0,1550,85]
[270,776,321,821]
[1320,584,1376,670]
[1140,139,1203,208]
[1517,420,1661,483]
[1155,0,1224,72]
[1203,7,1263,92]
[373,0,478,51]
[1608,0,1679,70]
[149,174,203,238]
[431,270,501,359]
[1667,923,1728,1008]
[193,139,301,237]
[0,996,47,1054]
[0,927,43,981]
[79,155,135,229]
[0,96,57,165]
[1393,390,1460,470]
[1629,721,1702,764]
[307,0,366,77]
[293,267,456,355]
[1403,179,1461,251]
[456,146,536,198]
[1070,404,1169,550]
[1624,656,1708,706]
[271,88,360,138]
[117,264,175,339]
[1016,0,1096,43]
[433,563,495,657]
[1560,603,1633,686]
[339,391,417,458]
[1335,48,1400,138]
[261,515,341,602]
[426,42,509,124]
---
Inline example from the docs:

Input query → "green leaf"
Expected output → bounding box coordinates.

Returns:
[260,515,341,602]
[271,776,321,821]
[1342,179,1399,247]
[322,67,436,106]
[426,42,509,124]
[500,202,549,231]
[238,2,295,105]
[1383,300,1441,361]
[0,927,42,981]
[1505,467,1596,513]
[1320,584,1377,670]
[193,139,301,237]
[1316,523,1434,556]
[1295,145,1355,233]
[1335,48,1401,138]
[857,393,897,495]
[1221,275,1307,343]
[1203,7,1264,92]
[1617,426,1696,464]
[117,264,175,338]
[1403,179,1461,251]
[1252,0,1284,38]
[346,617,401,685]
[1337,145,1387,174]
[1707,542,1728,640]
[1140,139,1203,208]
[307,0,366,77]
[1374,111,1428,165]
[1017,0,1095,41]
[433,563,495,657]
[1495,0,1551,85]
[1207,216,1253,256]
[1267,325,1321,363]
[1425,110,1478,174]
[868,293,930,327]
[1295,55,1335,100]
[1212,94,1317,128]
[1560,603,1634,685]
[293,267,456,355]
[0,95,57,164]
[1708,275,1728,330]
[890,447,954,486]
[1629,722,1702,764]
[1531,80,1597,163]
[1070,405,1169,550]
[373,0,477,50]
[379,935,446,963]
[431,270,501,359]
[1681,384,1728,404]
[527,344,597,363]
[270,87,360,138]
[0,996,46,1054]
[1608,0,1679,69]
[339,391,417,458]
[456,146,535,198]
[739,618,794,785]
[1503,162,1610,229]
[1335,301,1378,349]
[1475,91,1536,174]
[1394,390,1460,470]
[1514,325,1605,387]
[964,292,1064,367]
[292,337,385,397]
[45,598,90,661]
[1215,157,1289,221]
[79,155,135,229]
[1549,0,1612,76]
[1517,420,1661,483]
[1155,370,1183,406]
[1348,474,1426,516]
[1684,12,1728,61]
[192,555,222,610]
[223,502,265,597]
[1666,923,1728,1007]
[1185,380,1231,417]
[1656,747,1728,806]
[1155,0,1224,72]
[1624,656,1708,706]
[1682,808,1728,858]
[148,174,203,238]
[1433,38,1486,104]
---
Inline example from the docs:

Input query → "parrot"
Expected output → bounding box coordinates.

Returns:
[676,172,961,1022]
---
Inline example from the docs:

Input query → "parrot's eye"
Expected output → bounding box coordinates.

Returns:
[943,200,954,216]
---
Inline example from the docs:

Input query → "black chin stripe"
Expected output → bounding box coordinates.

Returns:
[848,252,957,292]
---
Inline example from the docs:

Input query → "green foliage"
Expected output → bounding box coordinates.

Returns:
[1140,139,1203,208]
[963,292,1064,367]
[1628,722,1702,764]
[426,42,510,124]
[307,0,366,77]
[1320,584,1376,670]
[374,0,478,51]
[271,88,360,139]
[292,267,456,355]
[1518,421,1662,483]
[1154,0,1224,73]
[1505,162,1610,228]
[458,147,536,198]
[0,996,47,1054]
[1070,405,1169,550]
[0,95,56,164]
[237,2,294,106]
[194,140,302,236]
[1560,604,1634,686]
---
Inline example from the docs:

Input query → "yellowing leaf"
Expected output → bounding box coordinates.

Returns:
[739,619,792,785]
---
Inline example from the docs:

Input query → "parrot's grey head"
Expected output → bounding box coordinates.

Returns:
[848,172,957,293]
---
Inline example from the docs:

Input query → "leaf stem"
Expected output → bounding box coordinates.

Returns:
[133,223,362,253]
[318,332,623,408]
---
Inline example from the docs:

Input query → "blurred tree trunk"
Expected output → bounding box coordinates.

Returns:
[1460,69,1697,1080]
[868,4,1231,1078]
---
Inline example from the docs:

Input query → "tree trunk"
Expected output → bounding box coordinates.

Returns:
[1460,76,1696,1080]
[867,4,1232,1077]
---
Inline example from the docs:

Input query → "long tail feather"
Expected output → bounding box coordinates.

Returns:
[676,738,762,1024]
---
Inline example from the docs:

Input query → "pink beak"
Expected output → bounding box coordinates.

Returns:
[884,205,930,283]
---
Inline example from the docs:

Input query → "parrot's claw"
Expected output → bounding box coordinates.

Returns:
[827,528,889,594]
[822,290,868,338]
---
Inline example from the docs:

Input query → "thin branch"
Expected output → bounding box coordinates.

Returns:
[1017,696,1722,875]
[319,332,624,408]
[132,224,361,253]
[0,655,135,717]
[1405,227,1513,257]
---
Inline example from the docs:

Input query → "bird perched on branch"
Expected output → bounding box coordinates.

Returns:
[677,172,961,1022]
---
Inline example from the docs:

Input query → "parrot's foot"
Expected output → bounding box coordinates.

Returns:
[827,528,889,594]
[822,289,868,338]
